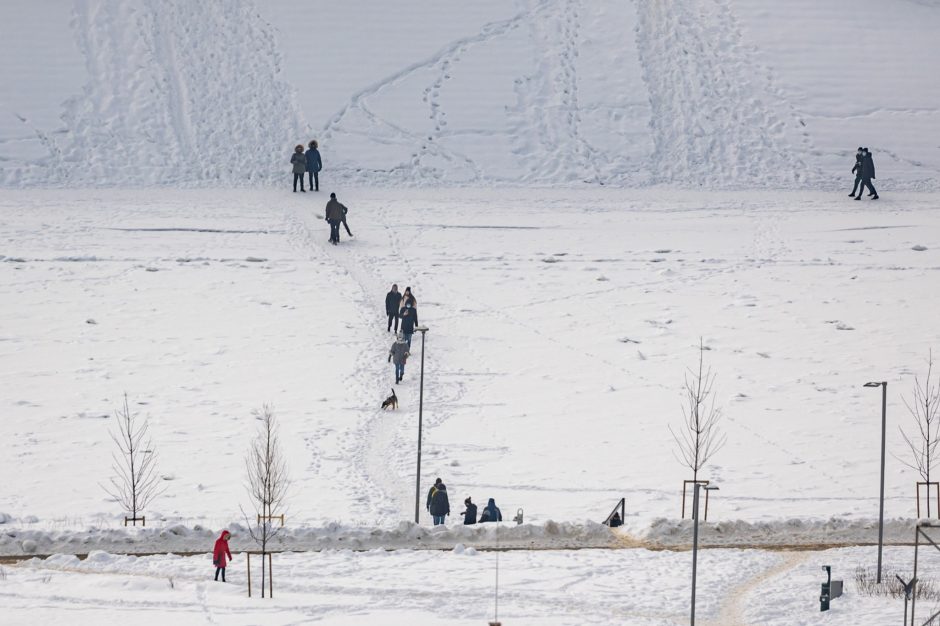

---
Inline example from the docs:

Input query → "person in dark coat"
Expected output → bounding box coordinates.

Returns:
[399,301,418,348]
[402,286,416,308]
[429,482,450,525]
[385,284,403,332]
[305,140,322,192]
[479,498,502,523]
[426,477,443,513]
[849,147,864,197]
[388,333,409,384]
[462,497,478,525]
[291,145,307,192]
[212,530,233,581]
[325,193,347,244]
[857,148,878,200]
[608,511,623,528]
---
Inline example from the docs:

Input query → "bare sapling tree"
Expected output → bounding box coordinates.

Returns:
[101,393,164,525]
[897,351,940,517]
[670,339,727,485]
[242,404,290,598]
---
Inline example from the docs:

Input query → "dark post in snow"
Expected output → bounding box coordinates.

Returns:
[864,380,887,584]
[414,326,429,524]
[691,483,718,626]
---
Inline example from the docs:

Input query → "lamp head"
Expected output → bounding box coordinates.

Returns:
[416,325,429,333]
[863,382,884,388]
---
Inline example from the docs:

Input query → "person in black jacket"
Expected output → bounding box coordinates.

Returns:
[399,301,418,349]
[385,284,402,332]
[849,147,864,198]
[856,148,878,200]
[479,498,502,523]
[429,482,450,526]
[462,497,478,525]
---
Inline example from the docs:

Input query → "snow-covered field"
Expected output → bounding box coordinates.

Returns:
[2,188,940,532]
[3,0,940,622]
[1,0,939,188]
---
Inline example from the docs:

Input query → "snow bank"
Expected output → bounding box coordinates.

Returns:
[0,520,615,557]
[641,516,919,548]
[1,516,929,557]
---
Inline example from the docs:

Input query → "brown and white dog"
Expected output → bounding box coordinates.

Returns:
[381,388,398,410]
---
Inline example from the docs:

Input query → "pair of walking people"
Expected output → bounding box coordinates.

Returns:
[290,141,323,192]
[849,147,878,200]
[386,285,418,384]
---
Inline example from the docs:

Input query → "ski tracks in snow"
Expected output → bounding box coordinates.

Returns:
[51,0,307,187]
[633,0,816,188]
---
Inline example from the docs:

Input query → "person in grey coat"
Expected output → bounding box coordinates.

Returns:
[325,192,348,244]
[856,148,878,200]
[388,333,409,383]
[305,140,322,192]
[291,145,307,192]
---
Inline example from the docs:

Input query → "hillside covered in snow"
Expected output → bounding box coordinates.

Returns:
[1,0,939,189]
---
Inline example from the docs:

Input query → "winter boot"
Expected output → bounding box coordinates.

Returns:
[871,195,879,200]
[854,196,861,201]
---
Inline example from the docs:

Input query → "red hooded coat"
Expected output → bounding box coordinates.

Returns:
[213,531,232,568]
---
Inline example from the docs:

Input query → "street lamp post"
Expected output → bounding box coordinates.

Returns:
[414,325,429,524]
[691,483,718,626]
[864,380,888,584]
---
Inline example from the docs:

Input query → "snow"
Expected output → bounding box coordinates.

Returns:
[1,1,939,188]
[2,187,940,535]
[3,545,938,624]
[2,0,940,622]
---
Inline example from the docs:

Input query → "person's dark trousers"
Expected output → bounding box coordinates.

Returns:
[388,313,399,332]
[863,178,877,196]
[403,332,413,349]
[850,176,863,196]
[433,515,445,525]
[342,218,353,236]
[215,567,226,582]
[329,220,340,243]
[293,173,305,192]
[395,362,405,382]
[308,171,319,191]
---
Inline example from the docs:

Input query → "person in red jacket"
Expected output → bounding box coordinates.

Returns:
[213,530,233,582]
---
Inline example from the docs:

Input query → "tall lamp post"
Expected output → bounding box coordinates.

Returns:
[413,325,429,524]
[864,380,888,584]
[691,483,719,626]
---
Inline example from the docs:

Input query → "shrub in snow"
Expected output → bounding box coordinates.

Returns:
[21,539,37,553]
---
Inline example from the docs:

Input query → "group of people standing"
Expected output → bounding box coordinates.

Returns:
[386,285,418,383]
[849,147,879,200]
[290,140,322,193]
[426,477,503,526]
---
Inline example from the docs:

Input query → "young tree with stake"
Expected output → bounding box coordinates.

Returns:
[670,340,726,512]
[897,352,940,517]
[242,405,290,598]
[101,393,164,525]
